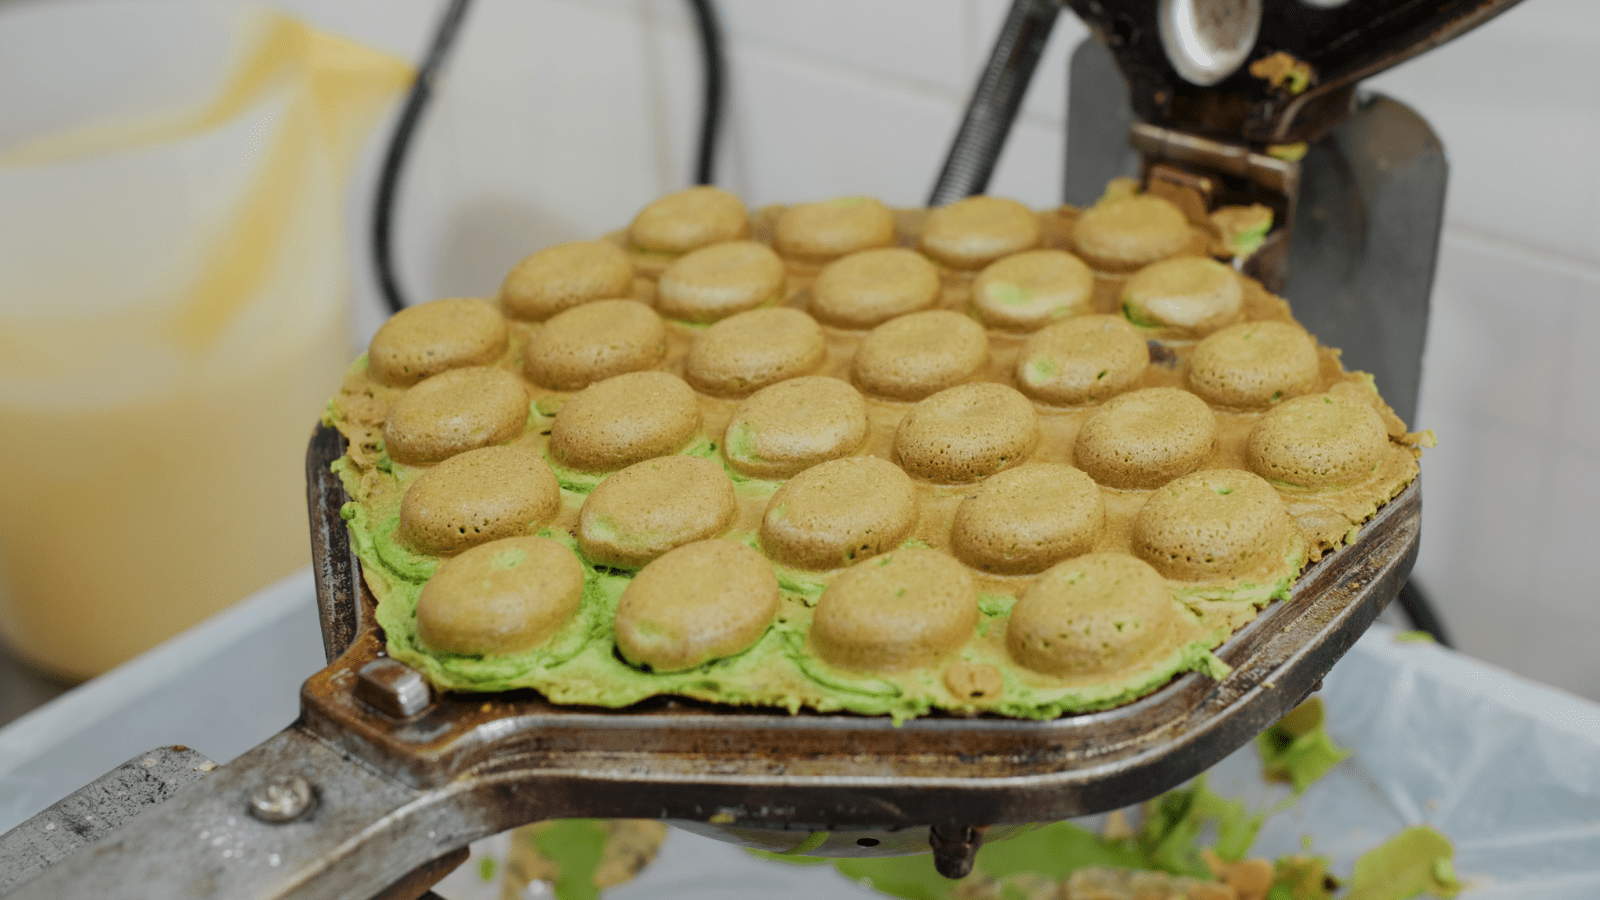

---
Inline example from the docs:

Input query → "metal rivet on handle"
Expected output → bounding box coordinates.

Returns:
[356,658,433,719]
[248,776,314,823]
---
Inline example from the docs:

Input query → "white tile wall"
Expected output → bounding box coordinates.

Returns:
[1411,228,1600,696]
[269,0,1599,699]
[1368,0,1600,266]
[719,0,972,95]
[723,45,956,207]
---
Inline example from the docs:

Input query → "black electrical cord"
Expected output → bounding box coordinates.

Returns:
[371,0,725,314]
[686,0,726,186]
[372,0,473,317]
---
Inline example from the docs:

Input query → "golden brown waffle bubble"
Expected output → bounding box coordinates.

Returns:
[577,455,738,569]
[950,463,1104,575]
[810,549,978,672]
[1246,392,1390,489]
[548,371,702,472]
[761,456,918,569]
[1015,314,1150,406]
[723,376,869,479]
[810,247,940,329]
[1074,387,1217,489]
[367,297,508,388]
[1188,321,1320,408]
[524,299,666,391]
[656,240,785,323]
[1121,256,1243,337]
[920,196,1040,270]
[382,366,529,465]
[499,240,636,321]
[614,539,780,672]
[399,446,561,555]
[852,309,989,400]
[628,185,749,256]
[774,196,896,262]
[1007,553,1177,676]
[1070,194,1191,272]
[416,536,585,654]
[684,307,826,396]
[894,382,1039,484]
[1132,469,1297,583]
[971,249,1094,331]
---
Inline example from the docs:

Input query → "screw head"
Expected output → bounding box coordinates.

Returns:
[249,775,314,823]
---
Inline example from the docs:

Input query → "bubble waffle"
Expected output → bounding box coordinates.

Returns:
[324,186,1428,722]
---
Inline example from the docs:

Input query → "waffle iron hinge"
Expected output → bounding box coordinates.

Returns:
[1128,120,1300,294]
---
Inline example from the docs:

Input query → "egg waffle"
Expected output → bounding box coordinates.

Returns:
[323,187,1428,723]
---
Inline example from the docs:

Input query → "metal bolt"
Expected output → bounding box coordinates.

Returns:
[248,775,314,823]
[356,657,433,718]
[929,823,983,879]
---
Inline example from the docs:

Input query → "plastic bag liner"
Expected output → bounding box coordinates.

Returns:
[0,1,411,679]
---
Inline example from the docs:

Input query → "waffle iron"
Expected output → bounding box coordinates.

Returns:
[1,1,1523,897]
[2,427,1418,900]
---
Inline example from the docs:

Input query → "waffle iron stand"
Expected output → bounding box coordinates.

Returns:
[0,2,1519,898]
[939,0,1526,428]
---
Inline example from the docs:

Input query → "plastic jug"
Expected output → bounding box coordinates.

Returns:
[0,1,411,679]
